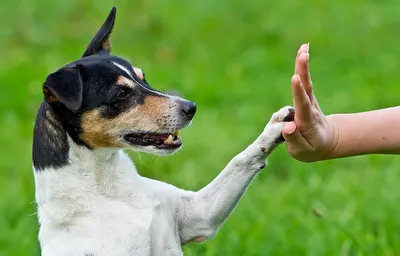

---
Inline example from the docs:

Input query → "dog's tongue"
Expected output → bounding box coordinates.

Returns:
[154,134,169,140]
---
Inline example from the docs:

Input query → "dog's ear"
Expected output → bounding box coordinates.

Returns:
[42,65,83,112]
[82,7,116,57]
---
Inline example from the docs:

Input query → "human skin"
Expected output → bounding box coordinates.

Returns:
[282,44,400,162]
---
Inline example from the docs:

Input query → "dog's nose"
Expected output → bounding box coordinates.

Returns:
[182,101,197,119]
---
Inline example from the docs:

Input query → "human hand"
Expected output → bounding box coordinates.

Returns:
[282,44,339,162]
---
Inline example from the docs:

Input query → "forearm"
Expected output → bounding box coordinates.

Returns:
[326,107,400,159]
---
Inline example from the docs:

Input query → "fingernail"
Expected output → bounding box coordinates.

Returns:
[306,43,310,53]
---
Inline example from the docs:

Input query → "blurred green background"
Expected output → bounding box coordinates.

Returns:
[1,0,400,255]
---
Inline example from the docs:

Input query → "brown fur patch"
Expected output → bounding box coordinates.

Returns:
[116,75,136,88]
[80,109,123,148]
[80,95,169,148]
[43,87,59,103]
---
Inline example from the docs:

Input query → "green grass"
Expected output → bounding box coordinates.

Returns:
[1,0,400,255]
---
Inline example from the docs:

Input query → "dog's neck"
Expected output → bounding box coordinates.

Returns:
[33,102,139,212]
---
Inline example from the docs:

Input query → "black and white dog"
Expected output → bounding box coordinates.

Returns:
[32,7,294,256]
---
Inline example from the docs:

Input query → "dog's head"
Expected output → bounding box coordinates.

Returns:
[42,7,196,155]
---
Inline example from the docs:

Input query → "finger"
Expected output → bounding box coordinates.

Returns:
[282,122,310,150]
[282,121,297,136]
[296,43,309,60]
[291,74,313,123]
[295,44,309,73]
[297,52,313,100]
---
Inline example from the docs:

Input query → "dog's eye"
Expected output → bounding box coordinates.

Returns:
[116,87,131,100]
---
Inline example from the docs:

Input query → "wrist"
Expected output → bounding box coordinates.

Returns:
[321,114,340,160]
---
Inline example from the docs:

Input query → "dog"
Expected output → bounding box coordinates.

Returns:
[32,7,295,256]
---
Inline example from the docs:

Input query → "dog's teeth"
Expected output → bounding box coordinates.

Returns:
[164,135,173,144]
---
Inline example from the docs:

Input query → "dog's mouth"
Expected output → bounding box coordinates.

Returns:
[123,131,182,150]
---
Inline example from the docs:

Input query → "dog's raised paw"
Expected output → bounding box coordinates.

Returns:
[264,106,295,144]
[269,106,295,125]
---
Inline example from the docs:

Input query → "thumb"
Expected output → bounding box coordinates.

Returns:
[282,121,308,146]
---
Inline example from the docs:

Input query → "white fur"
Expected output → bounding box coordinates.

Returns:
[34,106,293,256]
[113,61,133,78]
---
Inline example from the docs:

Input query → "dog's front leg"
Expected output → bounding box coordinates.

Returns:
[178,106,294,244]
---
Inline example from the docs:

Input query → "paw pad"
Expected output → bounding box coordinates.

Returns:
[270,106,295,124]
[283,108,295,122]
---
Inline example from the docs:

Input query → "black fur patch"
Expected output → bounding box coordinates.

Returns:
[82,7,116,57]
[32,102,69,170]
[43,65,83,112]
[99,87,144,119]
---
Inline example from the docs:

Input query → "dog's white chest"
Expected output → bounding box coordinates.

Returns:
[35,151,184,256]
[39,198,182,256]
